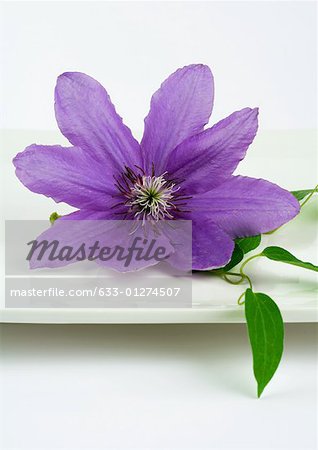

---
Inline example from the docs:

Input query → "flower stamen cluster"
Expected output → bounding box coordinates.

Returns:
[113,166,190,222]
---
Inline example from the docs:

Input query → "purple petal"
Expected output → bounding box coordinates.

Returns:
[13,144,117,210]
[192,219,234,270]
[167,108,258,194]
[29,217,120,270]
[60,214,188,272]
[60,209,121,220]
[55,72,141,171]
[95,222,175,272]
[190,176,300,238]
[141,64,214,174]
[29,218,174,273]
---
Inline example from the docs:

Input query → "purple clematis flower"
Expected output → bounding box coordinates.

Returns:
[13,64,299,270]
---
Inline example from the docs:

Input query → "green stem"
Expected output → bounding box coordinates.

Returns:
[237,291,246,305]
[300,184,318,208]
[264,184,318,235]
[263,227,278,235]
[243,274,253,289]
[222,272,245,285]
[223,254,263,306]
[239,254,262,288]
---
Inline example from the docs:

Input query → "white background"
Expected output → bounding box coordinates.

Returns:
[1,323,317,450]
[1,1,317,136]
[0,2,317,450]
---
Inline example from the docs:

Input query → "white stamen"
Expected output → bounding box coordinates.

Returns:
[129,173,179,222]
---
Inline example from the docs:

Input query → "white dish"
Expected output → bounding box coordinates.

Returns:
[1,129,317,323]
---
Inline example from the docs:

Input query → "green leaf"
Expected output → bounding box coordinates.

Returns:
[236,235,261,254]
[291,189,317,202]
[261,246,318,272]
[245,288,284,398]
[221,235,261,272]
[222,244,244,271]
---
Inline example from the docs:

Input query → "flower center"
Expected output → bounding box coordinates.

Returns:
[113,166,191,222]
[130,173,179,221]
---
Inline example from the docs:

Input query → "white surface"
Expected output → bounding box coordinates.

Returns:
[0,1,316,133]
[0,4,317,450]
[0,323,317,450]
[1,2,317,324]
[1,129,317,323]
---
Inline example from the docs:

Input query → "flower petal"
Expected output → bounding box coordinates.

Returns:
[192,219,234,270]
[30,216,174,273]
[55,72,141,171]
[29,215,120,270]
[141,64,214,174]
[189,176,300,238]
[60,209,120,220]
[167,108,259,194]
[13,144,117,210]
